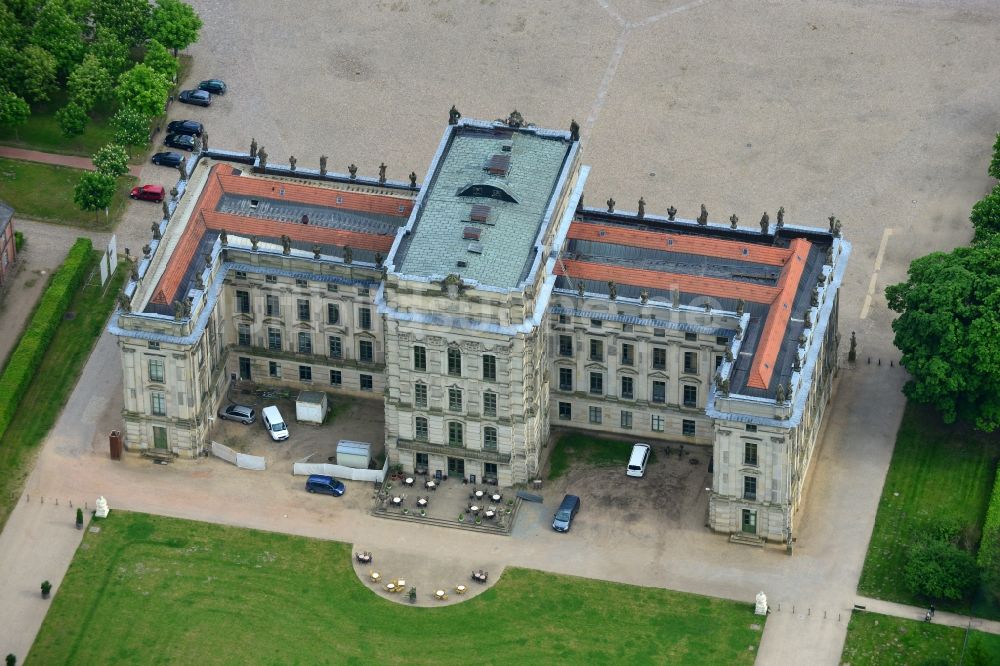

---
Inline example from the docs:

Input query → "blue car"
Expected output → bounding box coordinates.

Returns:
[306,474,345,497]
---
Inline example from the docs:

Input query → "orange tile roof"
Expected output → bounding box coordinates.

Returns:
[567,222,792,266]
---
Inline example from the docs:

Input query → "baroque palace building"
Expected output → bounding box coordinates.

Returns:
[109,114,850,544]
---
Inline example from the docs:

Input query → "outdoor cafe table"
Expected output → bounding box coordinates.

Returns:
[425,481,436,490]
[485,510,495,519]
[392,496,403,506]
[370,572,381,582]
[417,498,428,507]
[404,477,415,486]
[469,505,480,513]
[474,490,485,499]
[490,493,502,502]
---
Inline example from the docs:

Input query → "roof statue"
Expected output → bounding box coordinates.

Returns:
[379,163,387,184]
[281,234,291,255]
[697,204,708,226]
[637,197,645,219]
[219,229,228,245]
[118,293,131,313]
[348,163,357,179]
[760,211,770,233]
[193,135,202,153]
[313,244,321,259]
[730,214,738,229]
[375,252,383,267]
[289,155,296,171]
[569,119,580,141]
[151,222,161,240]
[776,206,785,228]
[201,130,208,150]
[640,289,649,304]
[409,171,417,188]
[177,156,186,180]
[449,105,461,125]
[667,205,677,221]
[249,137,257,158]
[606,197,615,213]
[257,147,267,172]
[776,382,786,404]
[142,244,151,258]
[608,280,617,300]
[344,246,353,264]
[249,235,259,251]
[505,110,525,128]
[173,299,184,320]
[161,198,169,218]
[849,331,857,363]
[736,298,745,316]
[319,155,328,176]
[577,282,585,297]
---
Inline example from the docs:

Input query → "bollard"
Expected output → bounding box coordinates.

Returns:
[808,608,811,616]
[26,494,29,502]
[793,605,795,614]
[777,603,781,612]
[69,500,73,508]
[867,356,871,364]
[878,359,881,365]
[41,496,44,504]
[824,610,827,619]
[55,498,58,505]
[890,361,894,367]
[839,613,842,622]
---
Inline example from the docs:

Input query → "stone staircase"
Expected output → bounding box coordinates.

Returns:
[729,532,766,548]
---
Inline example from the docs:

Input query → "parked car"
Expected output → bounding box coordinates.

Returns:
[305,474,345,497]
[626,443,651,478]
[151,151,183,167]
[129,184,165,202]
[217,404,256,425]
[261,405,289,441]
[198,79,227,95]
[178,89,211,107]
[552,494,581,532]
[164,133,196,151]
[166,119,203,136]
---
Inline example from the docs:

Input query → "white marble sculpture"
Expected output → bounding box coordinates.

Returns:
[95,496,110,519]
[755,591,768,616]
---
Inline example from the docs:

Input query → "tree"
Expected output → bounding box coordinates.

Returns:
[91,0,151,47]
[990,132,1000,182]
[886,237,1000,431]
[30,0,85,77]
[904,535,979,600]
[55,101,88,137]
[89,26,130,77]
[971,185,1000,244]
[92,143,128,177]
[111,106,149,149]
[67,54,111,111]
[74,171,117,222]
[15,45,58,103]
[116,64,170,118]
[142,39,178,83]
[148,0,202,56]
[0,89,30,139]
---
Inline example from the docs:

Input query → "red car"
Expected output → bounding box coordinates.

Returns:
[130,184,166,203]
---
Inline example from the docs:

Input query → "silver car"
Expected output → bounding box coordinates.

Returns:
[218,404,256,424]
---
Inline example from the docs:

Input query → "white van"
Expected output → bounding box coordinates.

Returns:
[626,443,651,477]
[261,405,289,441]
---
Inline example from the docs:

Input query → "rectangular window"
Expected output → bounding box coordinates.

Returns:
[148,359,165,383]
[483,391,497,417]
[623,323,633,333]
[329,369,342,385]
[559,367,573,392]
[415,417,428,441]
[358,287,370,297]
[683,385,698,407]
[621,410,633,429]
[743,476,757,501]
[558,314,569,325]
[236,290,250,313]
[297,332,312,354]
[589,339,603,361]
[416,453,429,469]
[484,462,498,479]
[235,270,247,280]
[590,318,602,328]
[237,323,250,346]
[327,283,339,293]
[559,335,573,357]
[359,340,374,363]
[621,343,634,366]
[482,354,497,381]
[652,381,666,404]
[265,274,277,284]
[147,341,160,350]
[716,336,729,346]
[297,299,310,321]
[746,424,757,433]
[238,357,251,380]
[269,361,280,378]
[448,421,463,446]
[558,401,572,421]
[266,294,279,317]
[483,427,498,451]
[744,442,758,466]
[359,307,372,330]
[651,414,664,432]
[682,419,696,436]
[620,376,633,400]
[654,327,666,337]
[715,355,723,369]
[360,374,373,391]
[589,406,602,424]
[328,336,342,359]
[685,332,697,341]
[152,425,167,449]
[267,327,281,351]
[299,365,312,381]
[413,345,427,371]
[150,391,166,416]
[652,347,666,370]
[589,372,603,396]
[683,351,698,374]
[447,348,462,376]
[327,303,340,325]
[448,387,463,412]
[295,278,307,288]
[415,383,428,408]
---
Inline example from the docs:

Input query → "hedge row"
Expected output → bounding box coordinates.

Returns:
[978,464,1000,585]
[0,238,93,441]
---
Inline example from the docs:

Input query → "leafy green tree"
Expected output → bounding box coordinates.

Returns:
[30,0,85,77]
[16,44,59,103]
[116,63,170,118]
[990,133,1000,181]
[73,170,117,222]
[886,237,1000,431]
[904,533,979,600]
[0,3,26,47]
[91,0,151,47]
[149,0,202,56]
[0,89,30,139]
[92,143,128,177]
[142,39,178,83]
[67,54,111,111]
[89,26,130,77]
[111,106,149,149]
[55,101,88,137]
[971,185,1000,244]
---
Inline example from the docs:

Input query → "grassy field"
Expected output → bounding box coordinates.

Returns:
[0,254,123,530]
[548,432,656,480]
[857,404,1000,618]
[30,511,764,665]
[0,93,117,157]
[841,611,1000,665]
[0,158,135,229]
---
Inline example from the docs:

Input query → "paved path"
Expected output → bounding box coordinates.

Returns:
[854,596,1000,635]
[0,146,144,179]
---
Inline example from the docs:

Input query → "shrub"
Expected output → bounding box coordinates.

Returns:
[14,231,24,252]
[978,465,1000,602]
[904,531,979,601]
[0,238,92,441]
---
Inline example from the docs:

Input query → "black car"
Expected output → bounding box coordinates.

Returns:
[151,151,183,167]
[198,79,227,95]
[166,119,203,136]
[218,404,256,425]
[178,89,211,107]
[164,133,196,151]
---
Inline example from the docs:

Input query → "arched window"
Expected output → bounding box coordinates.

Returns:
[483,426,498,451]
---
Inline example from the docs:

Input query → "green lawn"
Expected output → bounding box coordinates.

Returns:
[0,158,135,230]
[841,611,1000,665]
[548,432,655,480]
[0,92,117,157]
[30,511,764,665]
[0,254,123,530]
[857,403,1000,618]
